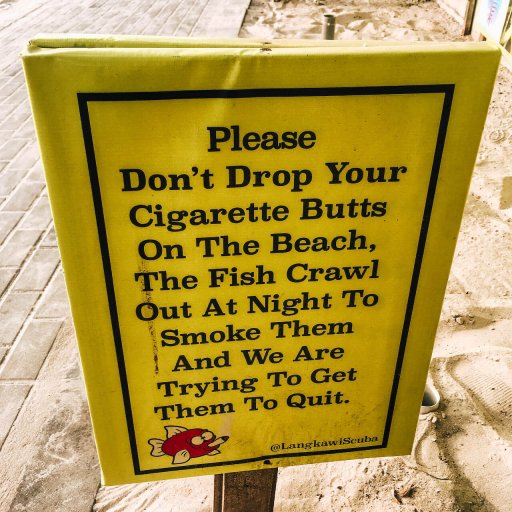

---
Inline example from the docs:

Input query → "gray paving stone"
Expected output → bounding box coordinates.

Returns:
[180,0,212,36]
[0,110,30,133]
[12,116,36,138]
[0,267,16,297]
[0,1,249,507]
[19,194,52,230]
[0,138,28,161]
[13,247,59,291]
[129,14,156,34]
[0,228,42,266]
[5,87,29,107]
[2,0,46,27]
[25,161,45,183]
[7,141,39,170]
[0,170,23,197]
[0,291,40,346]
[0,211,23,244]
[1,382,99,512]
[34,270,71,319]
[40,226,58,248]
[0,267,18,298]
[1,181,45,211]
[37,321,82,381]
[0,319,62,379]
[0,325,99,511]
[0,102,17,119]
[191,0,251,37]
[52,6,83,32]
[156,0,189,35]
[0,78,22,98]
[0,383,31,446]
[1,61,21,77]
[1,77,26,93]
[9,71,25,84]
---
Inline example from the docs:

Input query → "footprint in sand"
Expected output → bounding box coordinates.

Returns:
[448,352,512,444]
[423,351,512,511]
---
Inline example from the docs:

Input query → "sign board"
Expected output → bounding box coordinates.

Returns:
[22,36,499,485]
[474,0,511,44]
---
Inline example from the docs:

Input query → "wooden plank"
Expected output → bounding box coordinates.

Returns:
[214,469,278,512]
[463,0,478,35]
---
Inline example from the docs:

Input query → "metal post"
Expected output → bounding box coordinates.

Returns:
[214,468,278,512]
[322,14,336,40]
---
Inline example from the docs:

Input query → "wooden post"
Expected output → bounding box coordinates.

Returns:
[463,0,478,35]
[214,469,278,512]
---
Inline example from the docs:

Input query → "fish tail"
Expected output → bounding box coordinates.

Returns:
[148,438,165,457]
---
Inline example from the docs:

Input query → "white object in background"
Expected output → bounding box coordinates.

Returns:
[421,382,441,414]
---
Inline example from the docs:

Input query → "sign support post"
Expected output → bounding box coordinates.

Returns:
[214,469,278,512]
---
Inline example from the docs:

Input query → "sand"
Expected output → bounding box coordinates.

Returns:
[93,2,512,511]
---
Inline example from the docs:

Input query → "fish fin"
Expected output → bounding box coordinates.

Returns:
[207,450,220,456]
[165,425,188,438]
[172,449,190,464]
[148,438,165,457]
[209,436,229,447]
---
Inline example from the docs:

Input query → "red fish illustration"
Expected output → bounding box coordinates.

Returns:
[149,425,229,464]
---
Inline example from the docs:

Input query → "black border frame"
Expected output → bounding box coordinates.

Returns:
[78,85,454,476]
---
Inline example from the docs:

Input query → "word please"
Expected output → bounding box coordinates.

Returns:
[207,125,316,152]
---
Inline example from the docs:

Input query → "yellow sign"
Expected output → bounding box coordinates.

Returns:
[22,36,499,485]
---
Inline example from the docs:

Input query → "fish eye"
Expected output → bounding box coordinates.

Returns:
[191,436,203,446]
[202,431,214,441]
